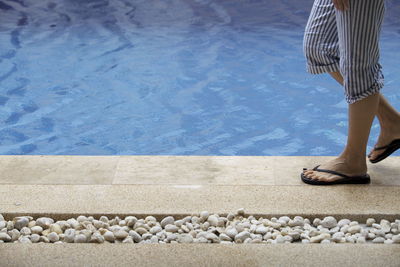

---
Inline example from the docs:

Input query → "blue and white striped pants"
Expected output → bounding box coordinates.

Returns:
[303,0,385,104]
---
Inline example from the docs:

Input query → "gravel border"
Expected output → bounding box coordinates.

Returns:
[1,209,399,244]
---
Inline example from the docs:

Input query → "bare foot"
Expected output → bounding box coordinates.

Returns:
[368,129,400,161]
[302,157,367,182]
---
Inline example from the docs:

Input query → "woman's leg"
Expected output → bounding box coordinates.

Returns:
[371,96,400,160]
[303,0,386,182]
[303,92,379,181]
[328,71,400,161]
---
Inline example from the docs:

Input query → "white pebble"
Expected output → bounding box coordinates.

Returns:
[225,227,238,239]
[349,221,358,226]
[20,227,31,236]
[6,221,14,230]
[99,216,109,223]
[90,232,105,243]
[30,234,40,243]
[200,211,209,221]
[372,237,385,243]
[312,218,321,226]
[120,236,133,243]
[48,232,59,242]
[177,234,193,243]
[103,231,115,242]
[385,233,393,239]
[206,232,220,243]
[367,233,376,240]
[340,225,349,233]
[67,219,79,229]
[337,219,351,228]
[64,229,76,243]
[76,215,88,223]
[392,235,400,243]
[279,216,290,224]
[372,223,381,229]
[115,230,129,239]
[125,216,137,227]
[74,234,87,243]
[165,224,179,233]
[145,216,157,223]
[219,233,232,241]
[321,216,337,229]
[290,216,304,227]
[366,218,375,227]
[36,217,54,229]
[207,215,219,227]
[49,224,63,235]
[160,216,175,228]
[347,225,361,234]
[40,236,50,243]
[13,217,30,230]
[310,233,330,243]
[129,230,142,243]
[235,231,251,243]
[10,229,20,241]
[149,226,162,235]
[0,232,11,242]
[165,233,177,242]
[332,232,345,242]
[175,220,184,228]
[19,236,32,243]
[135,227,147,235]
[255,226,268,235]
[380,221,391,233]
[236,208,245,216]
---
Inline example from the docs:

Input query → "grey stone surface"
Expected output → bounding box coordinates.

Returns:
[0,244,399,267]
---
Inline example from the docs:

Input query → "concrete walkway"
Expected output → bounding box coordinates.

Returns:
[0,155,399,266]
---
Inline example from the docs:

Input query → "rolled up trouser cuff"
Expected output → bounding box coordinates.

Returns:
[345,77,384,104]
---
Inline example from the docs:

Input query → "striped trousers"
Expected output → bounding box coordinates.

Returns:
[303,0,385,104]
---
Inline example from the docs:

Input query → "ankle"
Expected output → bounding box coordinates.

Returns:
[338,153,367,169]
[377,113,400,132]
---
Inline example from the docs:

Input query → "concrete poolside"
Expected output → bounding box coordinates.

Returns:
[0,155,399,266]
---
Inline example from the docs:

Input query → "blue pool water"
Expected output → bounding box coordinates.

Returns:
[0,0,399,156]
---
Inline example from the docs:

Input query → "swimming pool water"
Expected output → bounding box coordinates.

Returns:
[0,0,399,155]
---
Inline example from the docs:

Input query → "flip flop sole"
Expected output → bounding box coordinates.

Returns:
[301,172,371,185]
[369,140,400,163]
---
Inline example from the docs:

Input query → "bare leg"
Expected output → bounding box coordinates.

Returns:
[303,72,380,182]
[303,92,380,181]
[329,71,400,160]
[371,95,400,160]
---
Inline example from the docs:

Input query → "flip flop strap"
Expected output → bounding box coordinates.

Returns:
[312,165,350,179]
[374,139,400,151]
[374,144,390,150]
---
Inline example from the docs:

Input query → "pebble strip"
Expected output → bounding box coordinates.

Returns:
[0,209,399,244]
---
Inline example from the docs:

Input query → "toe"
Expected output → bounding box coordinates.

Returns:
[303,171,312,179]
[368,151,378,160]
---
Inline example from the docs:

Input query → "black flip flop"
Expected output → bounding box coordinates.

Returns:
[368,138,400,164]
[301,165,370,185]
